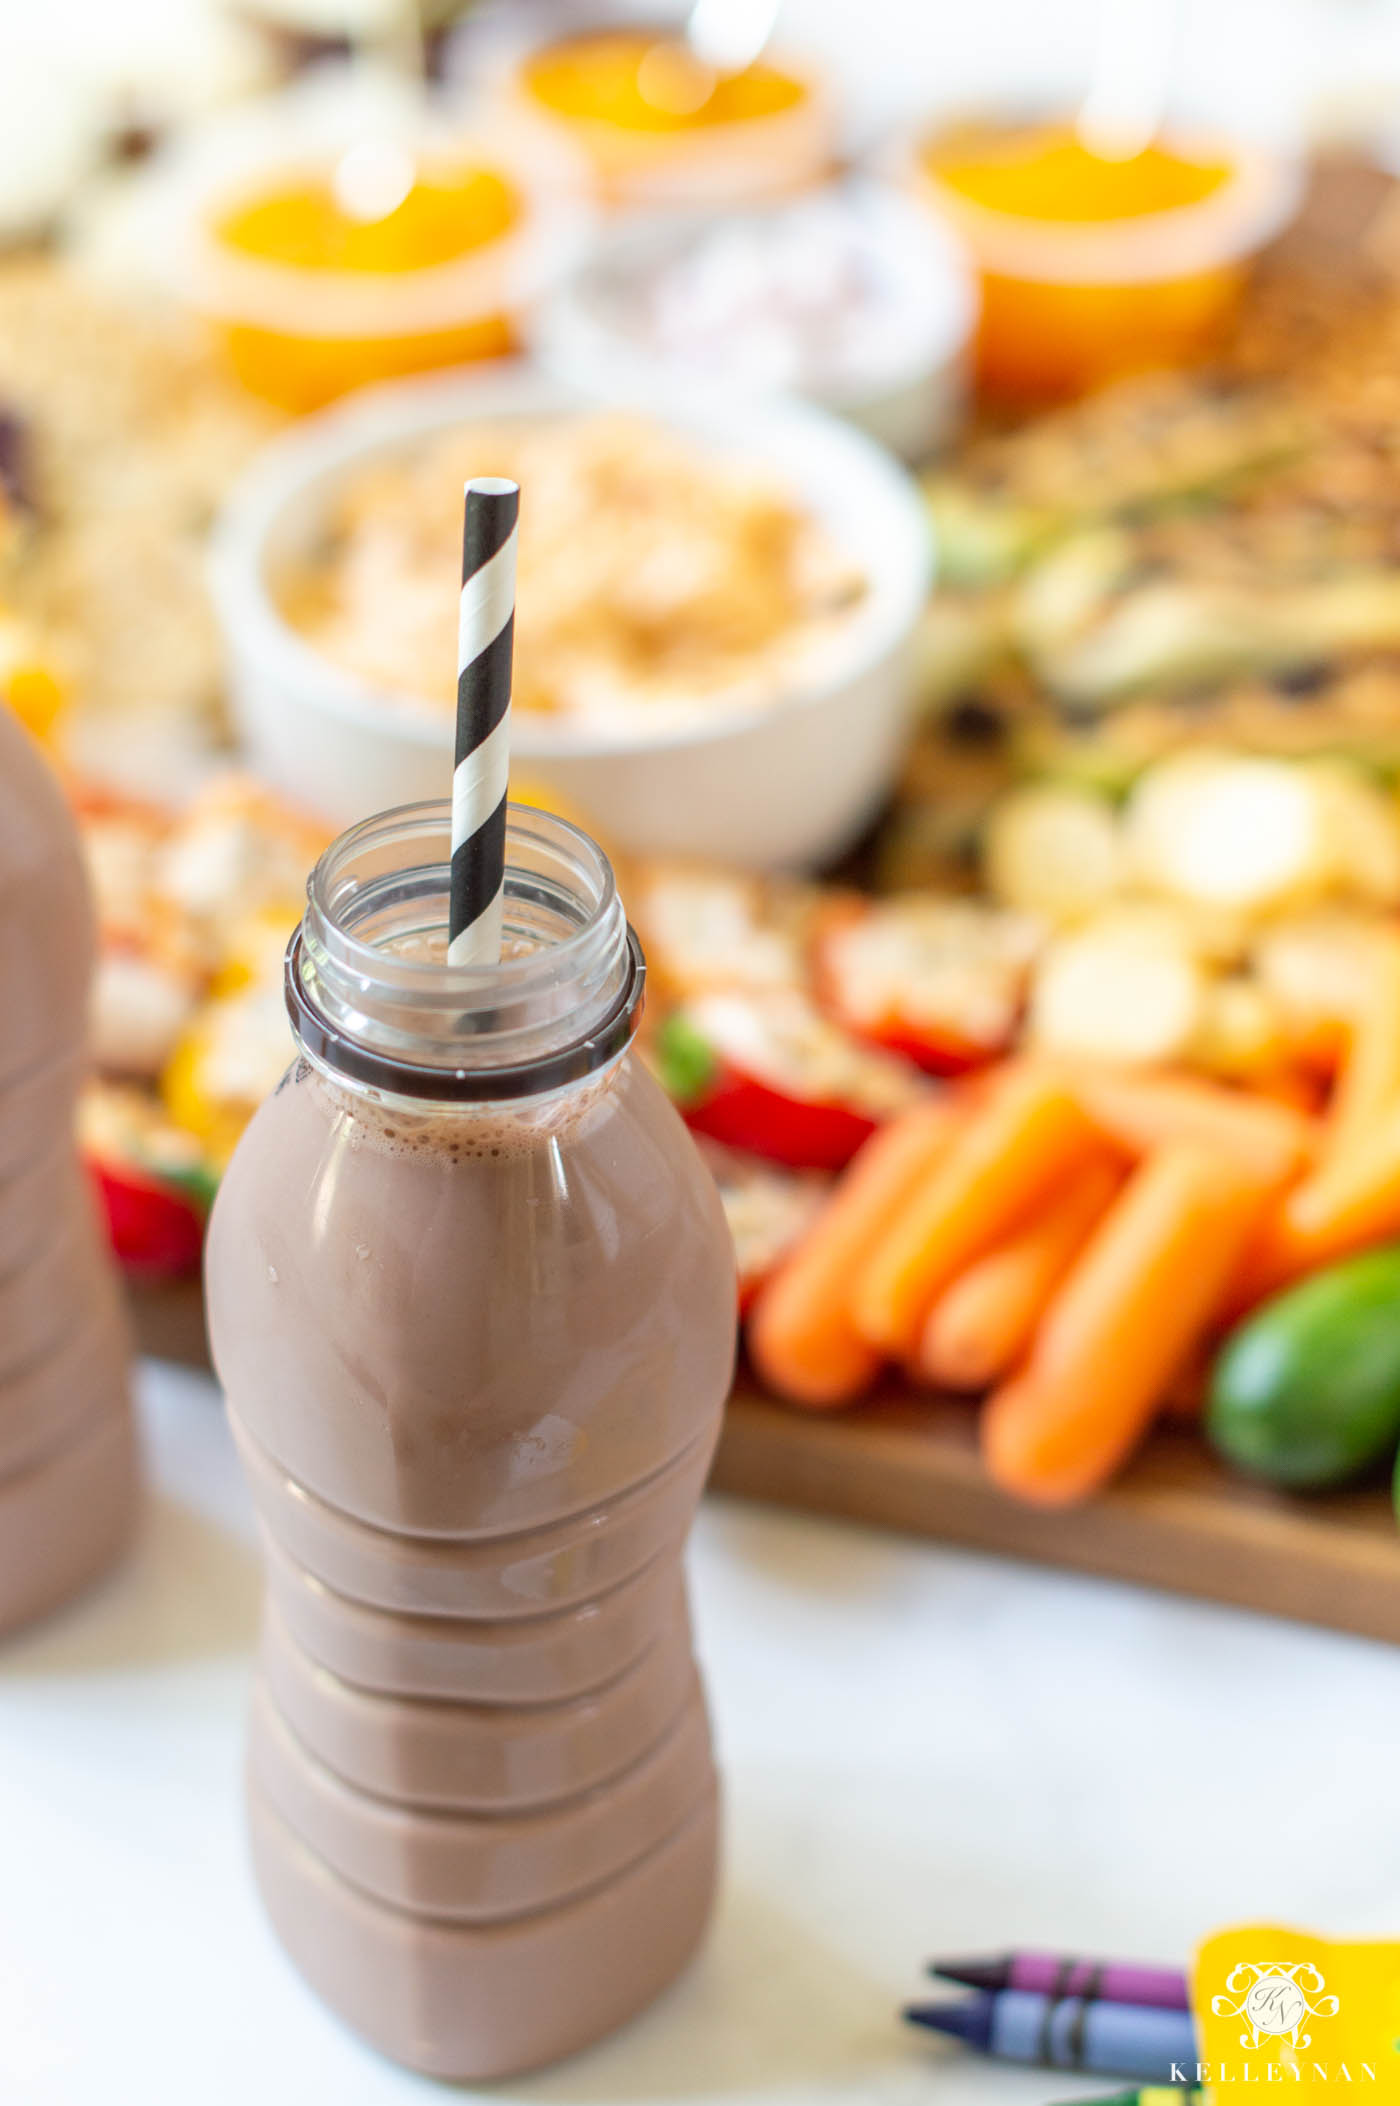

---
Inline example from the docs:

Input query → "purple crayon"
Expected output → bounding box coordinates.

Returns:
[930,1952,1188,2012]
[904,1992,1196,2081]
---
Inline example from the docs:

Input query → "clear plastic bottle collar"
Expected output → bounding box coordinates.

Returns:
[288,802,642,1102]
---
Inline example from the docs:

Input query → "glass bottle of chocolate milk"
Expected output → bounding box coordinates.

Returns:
[207,803,736,2081]
[0,704,137,1634]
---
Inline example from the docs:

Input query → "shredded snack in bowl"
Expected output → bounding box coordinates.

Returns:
[278,413,867,731]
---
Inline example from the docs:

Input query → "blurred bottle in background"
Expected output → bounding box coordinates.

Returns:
[0,705,138,1636]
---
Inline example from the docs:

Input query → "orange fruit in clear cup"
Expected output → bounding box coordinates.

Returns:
[914,118,1300,404]
[194,151,537,413]
[510,27,831,209]
[217,313,516,414]
[522,30,806,132]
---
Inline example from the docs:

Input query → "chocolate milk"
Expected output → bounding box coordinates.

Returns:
[0,705,137,1635]
[206,804,736,2080]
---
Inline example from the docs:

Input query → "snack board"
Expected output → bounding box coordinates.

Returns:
[66,159,1400,1643]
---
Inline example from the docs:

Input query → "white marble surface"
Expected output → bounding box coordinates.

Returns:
[2,1360,1400,2104]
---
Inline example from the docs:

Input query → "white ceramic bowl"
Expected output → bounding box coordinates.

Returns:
[208,365,933,870]
[531,183,977,464]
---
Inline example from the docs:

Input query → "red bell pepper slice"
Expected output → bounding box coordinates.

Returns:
[79,1082,219,1280]
[655,991,926,1173]
[87,1160,208,1279]
[813,897,1037,1077]
[684,1069,878,1172]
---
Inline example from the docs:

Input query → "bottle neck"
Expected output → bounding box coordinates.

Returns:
[288,802,642,1106]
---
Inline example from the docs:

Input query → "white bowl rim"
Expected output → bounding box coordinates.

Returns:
[208,360,934,760]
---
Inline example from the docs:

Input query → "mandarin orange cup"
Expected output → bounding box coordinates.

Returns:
[183,132,586,414]
[910,118,1301,405]
[496,25,835,211]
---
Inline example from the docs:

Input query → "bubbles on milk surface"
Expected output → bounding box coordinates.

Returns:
[298,916,622,1163]
[304,1048,620,1167]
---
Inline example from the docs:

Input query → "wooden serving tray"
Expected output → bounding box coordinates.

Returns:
[129,1279,1400,1647]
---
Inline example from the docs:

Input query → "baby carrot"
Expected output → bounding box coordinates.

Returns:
[851,1067,1100,1360]
[1238,940,1400,1304]
[747,1100,955,1408]
[1242,1094,1400,1299]
[914,1153,1123,1392]
[1069,1067,1316,1184]
[1324,931,1400,1163]
[981,1144,1276,1507]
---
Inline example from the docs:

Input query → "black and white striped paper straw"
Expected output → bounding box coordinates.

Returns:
[448,477,518,965]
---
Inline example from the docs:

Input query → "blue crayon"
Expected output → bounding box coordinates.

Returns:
[903,1990,1196,2081]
